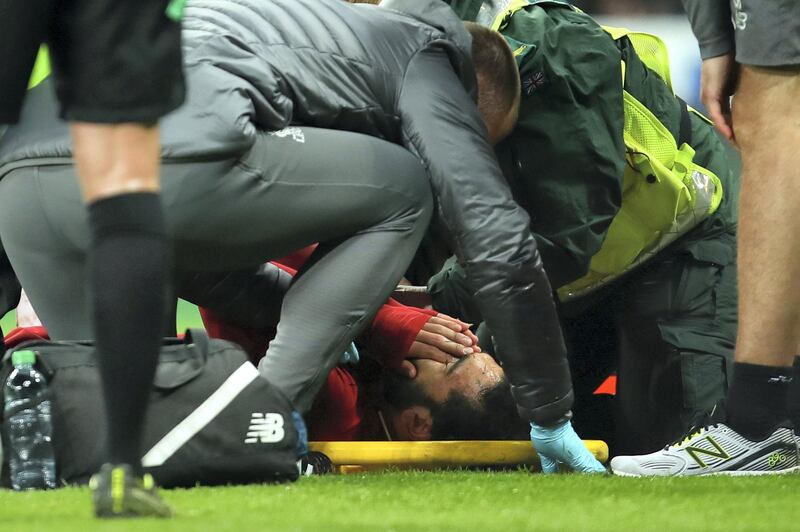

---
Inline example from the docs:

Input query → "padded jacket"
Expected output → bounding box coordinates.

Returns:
[0,0,572,425]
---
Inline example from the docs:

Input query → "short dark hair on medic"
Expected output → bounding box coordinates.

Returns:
[464,22,521,125]
[384,373,528,440]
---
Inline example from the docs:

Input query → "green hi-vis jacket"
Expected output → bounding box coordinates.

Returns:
[447,0,739,299]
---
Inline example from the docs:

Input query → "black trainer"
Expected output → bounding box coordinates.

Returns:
[90,463,172,518]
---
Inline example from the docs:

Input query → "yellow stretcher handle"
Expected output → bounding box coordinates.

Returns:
[308,440,609,472]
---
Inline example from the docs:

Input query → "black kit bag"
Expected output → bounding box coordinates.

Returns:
[0,330,305,487]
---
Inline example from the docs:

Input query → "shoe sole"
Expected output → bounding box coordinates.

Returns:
[94,497,172,519]
[611,465,800,478]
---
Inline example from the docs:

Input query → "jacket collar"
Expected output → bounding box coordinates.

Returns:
[380,0,472,55]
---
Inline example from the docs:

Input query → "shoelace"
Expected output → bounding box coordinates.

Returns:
[666,414,719,449]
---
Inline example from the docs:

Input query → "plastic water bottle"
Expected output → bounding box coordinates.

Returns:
[3,350,57,490]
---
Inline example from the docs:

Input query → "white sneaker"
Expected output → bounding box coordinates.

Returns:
[610,421,799,477]
[795,430,800,458]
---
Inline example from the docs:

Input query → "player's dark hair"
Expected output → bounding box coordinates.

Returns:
[431,377,528,440]
[384,370,438,413]
[464,22,521,127]
[384,373,527,440]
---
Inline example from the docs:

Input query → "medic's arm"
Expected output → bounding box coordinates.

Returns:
[397,46,573,426]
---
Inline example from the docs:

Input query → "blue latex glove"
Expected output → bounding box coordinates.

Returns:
[530,419,607,474]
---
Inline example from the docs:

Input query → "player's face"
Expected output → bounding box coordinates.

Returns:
[411,352,504,404]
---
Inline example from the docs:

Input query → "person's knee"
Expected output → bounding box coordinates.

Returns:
[403,161,434,222]
[411,178,434,229]
[385,154,434,231]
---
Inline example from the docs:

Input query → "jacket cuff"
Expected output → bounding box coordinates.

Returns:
[513,388,574,427]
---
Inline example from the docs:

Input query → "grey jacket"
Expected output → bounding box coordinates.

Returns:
[0,0,572,425]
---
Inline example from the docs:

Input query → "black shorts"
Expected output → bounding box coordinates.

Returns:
[0,0,185,124]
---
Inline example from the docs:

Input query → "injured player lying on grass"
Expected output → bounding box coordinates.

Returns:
[193,249,528,442]
[204,323,528,443]
[4,249,528,444]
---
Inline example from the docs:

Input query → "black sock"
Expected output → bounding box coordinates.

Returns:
[726,362,792,440]
[789,357,800,433]
[88,193,169,471]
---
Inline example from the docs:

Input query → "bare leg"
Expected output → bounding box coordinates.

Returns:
[723,65,800,439]
[71,123,160,202]
[732,65,800,367]
[71,122,168,472]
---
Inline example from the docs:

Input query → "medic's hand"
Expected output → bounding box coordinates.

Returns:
[400,313,481,378]
[530,419,607,474]
[700,53,738,143]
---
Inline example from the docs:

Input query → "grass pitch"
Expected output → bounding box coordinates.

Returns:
[1,471,799,531]
[4,306,799,530]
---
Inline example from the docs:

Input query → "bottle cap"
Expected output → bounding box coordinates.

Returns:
[11,350,36,367]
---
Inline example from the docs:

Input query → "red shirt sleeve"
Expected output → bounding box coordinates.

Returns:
[364,301,432,370]
[304,367,362,441]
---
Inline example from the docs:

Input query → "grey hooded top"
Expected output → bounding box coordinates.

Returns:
[0,0,572,425]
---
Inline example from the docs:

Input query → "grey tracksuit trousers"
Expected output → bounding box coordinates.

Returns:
[0,127,433,411]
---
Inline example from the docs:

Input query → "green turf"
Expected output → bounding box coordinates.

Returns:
[2,300,796,531]
[1,300,205,338]
[1,471,798,531]
[1,310,16,336]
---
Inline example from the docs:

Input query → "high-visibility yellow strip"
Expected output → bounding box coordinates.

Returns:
[512,45,527,57]
[28,46,52,89]
[490,0,532,31]
[309,440,608,468]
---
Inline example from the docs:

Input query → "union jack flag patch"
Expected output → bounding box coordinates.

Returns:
[522,71,547,96]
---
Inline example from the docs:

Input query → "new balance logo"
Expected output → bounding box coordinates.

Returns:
[244,413,285,444]
[684,435,731,467]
